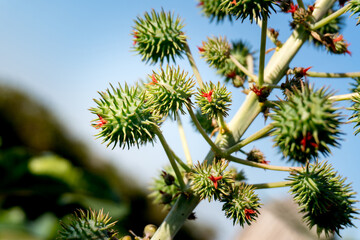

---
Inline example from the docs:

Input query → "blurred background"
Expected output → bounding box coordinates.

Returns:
[0,1,359,239]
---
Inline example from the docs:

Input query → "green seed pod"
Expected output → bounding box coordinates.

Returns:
[349,0,360,25]
[220,0,276,23]
[145,66,195,119]
[199,36,231,69]
[221,183,260,227]
[191,160,234,201]
[90,84,161,149]
[197,0,232,22]
[287,161,358,237]
[58,209,118,240]
[195,82,232,119]
[149,166,183,210]
[132,9,187,64]
[271,85,342,164]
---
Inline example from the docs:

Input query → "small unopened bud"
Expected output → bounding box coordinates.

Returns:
[161,171,175,186]
[159,190,173,204]
[144,224,157,238]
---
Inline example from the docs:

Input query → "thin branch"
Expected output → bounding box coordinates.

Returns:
[257,20,281,47]
[229,55,258,82]
[153,126,186,190]
[250,180,293,189]
[217,114,230,134]
[330,92,359,102]
[258,17,267,86]
[227,155,302,172]
[224,124,275,155]
[171,150,193,173]
[306,71,360,78]
[176,112,193,165]
[184,40,204,88]
[186,104,224,156]
[311,4,351,30]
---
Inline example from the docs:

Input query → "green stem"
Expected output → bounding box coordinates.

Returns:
[224,124,275,156]
[184,40,204,88]
[329,92,359,101]
[229,54,258,82]
[311,4,351,30]
[297,0,305,9]
[227,155,302,172]
[306,71,360,78]
[153,126,186,191]
[217,114,230,134]
[186,104,224,156]
[176,112,193,165]
[258,17,267,86]
[251,180,293,189]
[171,150,193,173]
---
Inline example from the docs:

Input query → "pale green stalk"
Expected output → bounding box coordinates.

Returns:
[217,114,230,134]
[186,104,224,156]
[171,150,193,173]
[151,1,335,239]
[258,17,267,86]
[257,19,279,47]
[184,40,204,88]
[227,155,302,172]
[330,92,359,101]
[175,112,193,165]
[251,180,293,189]
[153,127,186,191]
[311,4,351,30]
[229,54,258,81]
[224,124,275,156]
[307,71,360,78]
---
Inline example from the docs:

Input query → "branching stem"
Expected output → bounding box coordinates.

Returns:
[251,180,293,189]
[184,40,204,88]
[311,4,351,30]
[330,92,359,102]
[224,124,275,155]
[306,71,360,78]
[153,126,186,190]
[258,17,267,86]
[229,55,258,82]
[176,112,193,165]
[227,155,302,172]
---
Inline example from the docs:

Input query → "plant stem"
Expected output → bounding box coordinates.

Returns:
[229,54,258,82]
[153,126,186,191]
[306,71,360,78]
[176,112,193,165]
[257,19,281,47]
[311,4,351,30]
[186,103,224,156]
[224,124,275,155]
[171,150,193,173]
[297,0,305,9]
[330,92,359,101]
[251,180,293,189]
[184,40,204,88]
[258,17,267,86]
[227,155,302,172]
[217,114,230,134]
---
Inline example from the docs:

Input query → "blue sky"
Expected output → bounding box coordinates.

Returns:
[0,1,359,239]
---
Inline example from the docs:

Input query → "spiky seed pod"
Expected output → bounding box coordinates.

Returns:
[221,183,260,227]
[191,160,234,201]
[281,76,304,97]
[348,78,360,135]
[325,34,351,55]
[246,148,269,164]
[132,9,187,64]
[90,84,161,149]
[277,0,293,13]
[190,109,217,135]
[197,0,232,22]
[220,0,276,23]
[287,161,358,237]
[145,66,195,119]
[349,0,360,25]
[199,36,231,69]
[149,166,183,210]
[195,82,232,119]
[271,85,342,164]
[308,8,344,47]
[228,168,247,181]
[58,209,118,240]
